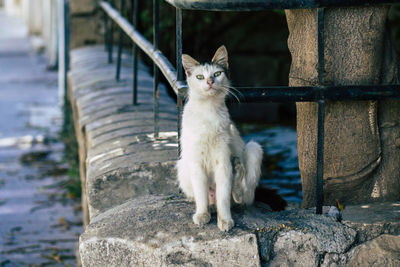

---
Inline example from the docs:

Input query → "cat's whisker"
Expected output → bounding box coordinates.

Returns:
[221,88,241,103]
[221,85,244,98]
[228,91,241,103]
[219,86,243,103]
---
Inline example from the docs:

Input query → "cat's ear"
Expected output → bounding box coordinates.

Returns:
[211,45,229,69]
[182,54,200,76]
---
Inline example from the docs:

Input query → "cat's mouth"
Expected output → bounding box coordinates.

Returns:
[206,86,218,93]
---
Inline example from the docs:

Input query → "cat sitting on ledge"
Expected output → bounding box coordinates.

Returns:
[177,45,270,232]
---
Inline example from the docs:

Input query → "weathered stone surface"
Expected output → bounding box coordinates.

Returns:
[322,234,400,267]
[346,234,400,267]
[70,14,103,49]
[70,0,96,15]
[342,202,400,242]
[86,162,178,218]
[79,198,400,266]
[247,208,357,266]
[68,46,178,223]
[70,46,400,267]
[79,196,363,267]
[270,221,356,267]
[286,7,400,207]
[80,196,260,267]
[87,132,178,165]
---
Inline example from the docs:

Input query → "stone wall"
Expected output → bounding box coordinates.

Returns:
[69,0,103,49]
[69,45,400,266]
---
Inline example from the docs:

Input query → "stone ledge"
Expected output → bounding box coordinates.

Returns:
[70,46,400,266]
[342,202,400,242]
[80,197,400,266]
[68,45,178,223]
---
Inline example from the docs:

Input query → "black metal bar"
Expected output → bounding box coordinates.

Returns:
[154,0,160,137]
[132,0,139,105]
[108,0,115,63]
[165,0,398,11]
[316,100,325,214]
[116,0,125,81]
[176,9,183,83]
[103,9,109,51]
[176,7,183,155]
[64,0,69,100]
[226,85,400,103]
[99,3,400,104]
[316,7,325,215]
[318,9,325,86]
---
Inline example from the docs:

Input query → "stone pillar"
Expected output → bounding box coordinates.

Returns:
[58,0,67,103]
[29,0,43,35]
[286,7,400,208]
[4,0,22,17]
[69,0,103,49]
[41,0,58,67]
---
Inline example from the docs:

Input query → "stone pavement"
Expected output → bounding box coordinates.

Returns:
[0,9,81,266]
[70,45,400,266]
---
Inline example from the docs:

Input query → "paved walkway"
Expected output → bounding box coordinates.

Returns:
[0,9,81,266]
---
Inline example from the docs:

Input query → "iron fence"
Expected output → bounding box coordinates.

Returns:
[99,0,400,214]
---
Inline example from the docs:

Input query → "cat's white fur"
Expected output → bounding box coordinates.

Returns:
[177,46,263,232]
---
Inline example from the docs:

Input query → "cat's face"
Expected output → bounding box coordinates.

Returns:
[182,46,230,98]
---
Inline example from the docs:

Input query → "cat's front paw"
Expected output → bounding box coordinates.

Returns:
[218,217,234,232]
[193,212,211,226]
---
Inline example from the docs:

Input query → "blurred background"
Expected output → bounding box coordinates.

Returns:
[1,0,400,265]
[2,0,400,225]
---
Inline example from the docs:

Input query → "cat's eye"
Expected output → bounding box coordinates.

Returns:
[196,74,205,80]
[213,71,222,77]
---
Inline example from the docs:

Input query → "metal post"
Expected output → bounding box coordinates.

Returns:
[103,9,109,51]
[176,8,183,154]
[64,0,69,101]
[132,0,139,105]
[116,0,125,81]
[153,0,160,138]
[316,7,325,214]
[108,0,115,63]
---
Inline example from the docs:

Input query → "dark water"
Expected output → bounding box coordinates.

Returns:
[239,124,302,204]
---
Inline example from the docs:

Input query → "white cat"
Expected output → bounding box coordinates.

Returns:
[177,45,263,232]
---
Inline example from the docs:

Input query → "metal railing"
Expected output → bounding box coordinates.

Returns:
[99,0,400,214]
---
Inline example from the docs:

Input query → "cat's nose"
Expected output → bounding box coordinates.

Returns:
[207,78,213,86]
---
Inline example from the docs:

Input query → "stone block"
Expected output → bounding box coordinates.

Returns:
[342,202,400,242]
[79,196,257,266]
[70,15,103,49]
[79,196,362,266]
[322,234,400,267]
[86,160,178,218]
[70,0,96,15]
[346,234,400,266]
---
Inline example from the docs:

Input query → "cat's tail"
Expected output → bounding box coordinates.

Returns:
[242,141,263,205]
